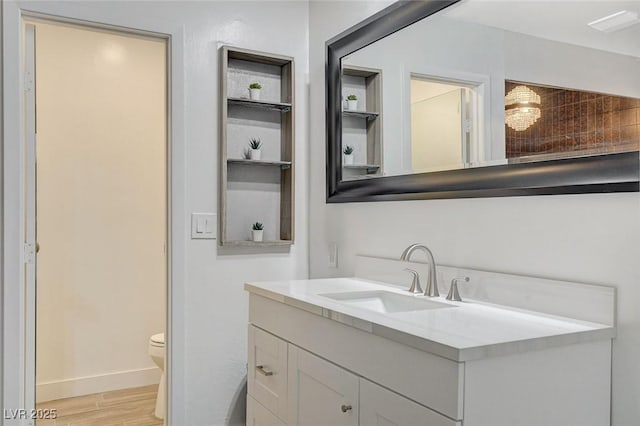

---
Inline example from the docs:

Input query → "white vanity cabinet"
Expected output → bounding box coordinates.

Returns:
[247,395,286,426]
[248,324,457,426]
[246,281,612,426]
[247,294,464,425]
[287,345,359,426]
[360,378,460,426]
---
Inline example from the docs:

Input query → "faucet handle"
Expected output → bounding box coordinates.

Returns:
[404,268,423,294]
[446,277,470,301]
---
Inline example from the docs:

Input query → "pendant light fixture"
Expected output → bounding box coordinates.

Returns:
[505,85,541,131]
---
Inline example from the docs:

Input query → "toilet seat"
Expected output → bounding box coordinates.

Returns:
[148,333,166,420]
[150,333,164,346]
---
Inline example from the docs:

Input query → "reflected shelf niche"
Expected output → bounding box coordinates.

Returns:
[342,65,383,180]
[220,45,295,247]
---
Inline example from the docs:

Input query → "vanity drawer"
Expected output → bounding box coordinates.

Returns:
[247,395,286,426]
[248,325,288,420]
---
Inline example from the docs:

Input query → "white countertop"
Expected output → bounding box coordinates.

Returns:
[245,277,615,361]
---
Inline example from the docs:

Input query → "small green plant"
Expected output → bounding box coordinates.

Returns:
[347,94,357,101]
[343,145,354,155]
[252,222,264,231]
[249,138,262,150]
[249,82,262,90]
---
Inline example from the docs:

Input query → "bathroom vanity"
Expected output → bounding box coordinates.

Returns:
[245,257,615,426]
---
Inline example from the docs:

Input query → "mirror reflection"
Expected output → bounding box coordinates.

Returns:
[340,1,640,180]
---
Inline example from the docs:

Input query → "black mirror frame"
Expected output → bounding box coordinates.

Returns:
[326,0,639,203]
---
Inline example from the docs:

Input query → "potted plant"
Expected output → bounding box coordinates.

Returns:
[252,222,264,242]
[346,94,358,111]
[343,145,354,165]
[249,82,262,100]
[249,138,262,160]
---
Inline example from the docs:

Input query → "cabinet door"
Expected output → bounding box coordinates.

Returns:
[247,395,287,426]
[248,325,288,419]
[288,345,358,426]
[360,379,461,426]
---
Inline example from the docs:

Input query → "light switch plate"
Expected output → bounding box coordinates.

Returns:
[191,213,217,239]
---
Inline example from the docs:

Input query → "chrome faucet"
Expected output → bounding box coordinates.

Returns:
[400,243,439,297]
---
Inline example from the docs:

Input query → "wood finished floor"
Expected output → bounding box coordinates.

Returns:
[36,385,163,426]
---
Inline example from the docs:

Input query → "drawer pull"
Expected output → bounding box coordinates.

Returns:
[255,365,273,376]
[340,404,352,413]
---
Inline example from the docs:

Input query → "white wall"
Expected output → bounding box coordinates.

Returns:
[504,30,640,98]
[34,22,166,401]
[309,3,640,426]
[3,1,309,425]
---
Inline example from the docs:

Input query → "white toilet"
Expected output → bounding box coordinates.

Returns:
[148,333,165,419]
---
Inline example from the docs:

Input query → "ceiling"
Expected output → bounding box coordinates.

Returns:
[444,0,640,58]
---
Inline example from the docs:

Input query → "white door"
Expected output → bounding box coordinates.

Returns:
[287,345,358,426]
[360,379,461,426]
[24,22,38,425]
[410,88,467,173]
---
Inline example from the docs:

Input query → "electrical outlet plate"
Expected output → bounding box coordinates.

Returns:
[328,243,338,268]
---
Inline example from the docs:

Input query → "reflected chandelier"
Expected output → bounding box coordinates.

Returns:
[505,85,541,131]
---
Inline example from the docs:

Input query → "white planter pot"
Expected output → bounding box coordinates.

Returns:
[252,230,264,242]
[347,100,358,111]
[249,148,262,160]
[344,154,354,165]
[249,88,261,101]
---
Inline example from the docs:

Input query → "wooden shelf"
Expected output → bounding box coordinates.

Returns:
[343,110,379,120]
[228,97,292,112]
[343,164,381,174]
[227,158,292,169]
[223,239,293,247]
[220,45,295,248]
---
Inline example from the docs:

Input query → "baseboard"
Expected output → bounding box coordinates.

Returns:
[36,366,161,402]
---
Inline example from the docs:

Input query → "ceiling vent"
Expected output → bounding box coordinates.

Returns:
[588,10,640,33]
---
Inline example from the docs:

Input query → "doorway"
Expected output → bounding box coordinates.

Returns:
[24,19,169,425]
[409,75,481,173]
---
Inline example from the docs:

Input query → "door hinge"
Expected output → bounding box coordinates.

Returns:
[24,242,35,264]
[24,71,34,93]
[464,118,473,133]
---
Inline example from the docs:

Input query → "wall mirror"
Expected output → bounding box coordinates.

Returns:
[326,0,639,202]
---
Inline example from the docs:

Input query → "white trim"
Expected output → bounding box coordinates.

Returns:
[36,367,161,403]
[3,3,28,422]
[405,66,492,167]
[2,6,187,425]
[23,23,36,425]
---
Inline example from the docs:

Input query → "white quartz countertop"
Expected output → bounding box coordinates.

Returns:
[245,277,615,361]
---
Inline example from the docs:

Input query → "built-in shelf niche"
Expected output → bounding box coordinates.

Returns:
[342,65,383,179]
[220,46,295,247]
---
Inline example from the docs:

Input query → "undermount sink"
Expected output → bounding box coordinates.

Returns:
[319,290,455,314]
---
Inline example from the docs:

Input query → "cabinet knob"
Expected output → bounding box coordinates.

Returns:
[255,365,273,376]
[340,404,352,413]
